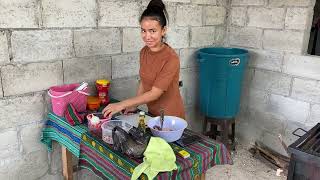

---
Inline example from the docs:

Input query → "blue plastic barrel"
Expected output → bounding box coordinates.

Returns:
[198,47,248,118]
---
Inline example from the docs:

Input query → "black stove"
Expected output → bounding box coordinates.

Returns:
[288,123,320,180]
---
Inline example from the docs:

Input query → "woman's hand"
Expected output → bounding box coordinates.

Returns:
[123,106,138,115]
[102,102,125,119]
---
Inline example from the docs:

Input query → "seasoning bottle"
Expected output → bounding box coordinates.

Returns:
[138,111,146,133]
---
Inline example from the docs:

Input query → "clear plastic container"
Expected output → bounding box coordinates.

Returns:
[101,120,133,144]
[87,114,109,137]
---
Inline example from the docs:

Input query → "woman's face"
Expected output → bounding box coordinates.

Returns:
[140,18,166,50]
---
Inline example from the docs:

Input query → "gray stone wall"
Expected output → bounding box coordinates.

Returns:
[0,0,226,178]
[227,0,319,155]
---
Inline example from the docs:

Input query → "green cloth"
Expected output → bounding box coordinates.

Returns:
[131,137,177,180]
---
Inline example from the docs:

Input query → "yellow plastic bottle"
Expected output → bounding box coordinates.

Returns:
[138,111,146,133]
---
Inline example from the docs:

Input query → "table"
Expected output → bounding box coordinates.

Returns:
[41,112,232,180]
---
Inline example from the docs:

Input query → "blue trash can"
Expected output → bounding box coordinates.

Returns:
[198,47,248,118]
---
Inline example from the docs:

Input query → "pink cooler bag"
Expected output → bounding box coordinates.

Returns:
[48,83,89,116]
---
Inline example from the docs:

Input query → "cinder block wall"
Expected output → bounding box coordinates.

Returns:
[0,0,227,179]
[227,0,319,155]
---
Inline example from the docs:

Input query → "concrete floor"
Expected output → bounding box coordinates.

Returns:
[206,144,287,180]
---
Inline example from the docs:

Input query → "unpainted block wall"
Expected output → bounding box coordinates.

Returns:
[0,0,226,179]
[227,0,320,156]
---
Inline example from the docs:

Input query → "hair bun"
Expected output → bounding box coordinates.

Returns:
[147,0,165,11]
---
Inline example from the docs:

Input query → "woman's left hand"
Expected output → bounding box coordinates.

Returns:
[102,102,125,119]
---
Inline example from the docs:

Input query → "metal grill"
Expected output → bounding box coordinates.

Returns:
[288,123,320,180]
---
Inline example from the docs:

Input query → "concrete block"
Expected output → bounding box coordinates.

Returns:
[109,76,140,101]
[20,123,46,154]
[2,62,63,96]
[269,0,312,7]
[74,29,121,57]
[248,49,283,72]
[263,30,304,52]
[214,26,227,45]
[123,28,144,53]
[229,27,263,48]
[0,31,9,65]
[247,8,285,29]
[267,94,309,124]
[0,93,45,130]
[291,78,320,104]
[112,53,139,79]
[0,76,2,98]
[308,104,320,127]
[48,142,62,174]
[285,8,312,30]
[236,115,264,145]
[0,0,39,28]
[164,2,177,27]
[204,6,226,25]
[15,150,48,179]
[184,106,203,133]
[42,0,96,28]
[176,5,202,26]
[166,27,189,49]
[283,54,320,80]
[0,129,19,159]
[179,48,198,68]
[231,7,247,26]
[180,68,199,107]
[240,68,254,90]
[11,30,73,62]
[246,88,270,112]
[251,70,291,96]
[98,0,140,27]
[190,26,215,47]
[250,110,286,135]
[192,0,216,4]
[63,56,111,84]
[232,0,265,6]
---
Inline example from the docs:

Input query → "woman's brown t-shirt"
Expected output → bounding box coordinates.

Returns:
[139,44,185,119]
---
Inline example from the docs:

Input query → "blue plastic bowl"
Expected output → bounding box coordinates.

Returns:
[147,116,188,142]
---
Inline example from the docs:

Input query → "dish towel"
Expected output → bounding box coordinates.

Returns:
[131,137,177,180]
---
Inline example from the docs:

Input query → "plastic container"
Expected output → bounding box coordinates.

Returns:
[101,120,133,144]
[87,114,109,137]
[87,96,101,111]
[96,79,110,105]
[48,83,89,116]
[198,47,248,118]
[147,116,188,142]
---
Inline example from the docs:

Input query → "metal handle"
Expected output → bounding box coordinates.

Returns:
[292,128,307,138]
[160,109,164,130]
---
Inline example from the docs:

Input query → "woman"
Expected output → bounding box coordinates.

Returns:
[103,0,185,119]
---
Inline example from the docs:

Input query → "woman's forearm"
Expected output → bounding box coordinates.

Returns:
[121,87,162,109]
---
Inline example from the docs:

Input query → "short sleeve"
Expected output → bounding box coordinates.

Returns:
[153,57,179,91]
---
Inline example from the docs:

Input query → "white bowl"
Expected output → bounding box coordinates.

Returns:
[147,116,188,142]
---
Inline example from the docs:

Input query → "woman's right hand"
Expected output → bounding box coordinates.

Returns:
[123,106,138,115]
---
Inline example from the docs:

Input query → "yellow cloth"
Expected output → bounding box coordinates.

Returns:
[131,137,177,180]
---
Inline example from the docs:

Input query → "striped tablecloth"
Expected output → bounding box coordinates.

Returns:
[41,112,232,179]
[79,130,232,180]
[41,112,88,157]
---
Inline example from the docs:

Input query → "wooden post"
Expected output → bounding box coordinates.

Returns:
[62,146,73,180]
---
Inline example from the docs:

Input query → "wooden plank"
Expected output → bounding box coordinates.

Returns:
[62,146,73,180]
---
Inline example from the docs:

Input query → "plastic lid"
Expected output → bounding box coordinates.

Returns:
[96,79,110,85]
[139,111,145,116]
